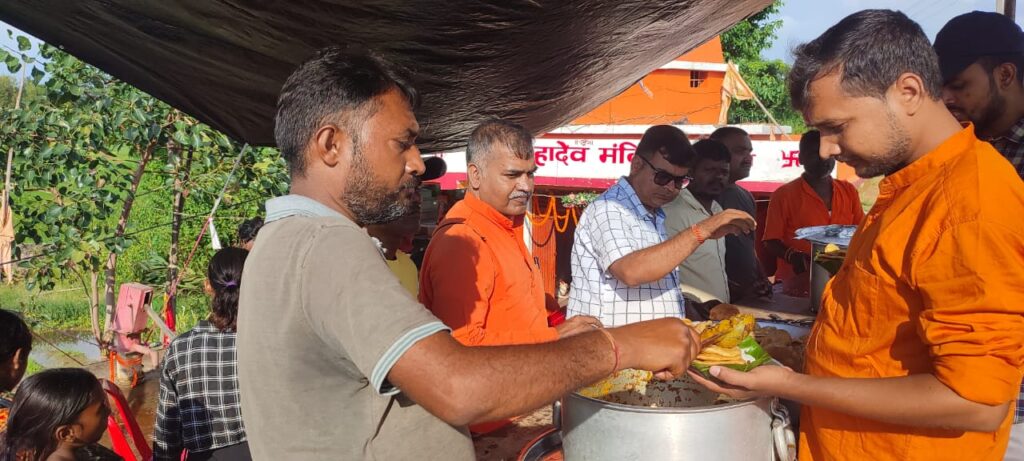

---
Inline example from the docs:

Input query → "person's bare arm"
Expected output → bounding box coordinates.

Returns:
[690,366,1009,432]
[765,239,808,274]
[388,318,700,426]
[764,239,788,261]
[608,209,756,287]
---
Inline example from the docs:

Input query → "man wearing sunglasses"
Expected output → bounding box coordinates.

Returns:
[568,125,756,327]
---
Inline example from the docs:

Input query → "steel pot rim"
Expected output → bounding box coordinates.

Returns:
[567,390,767,414]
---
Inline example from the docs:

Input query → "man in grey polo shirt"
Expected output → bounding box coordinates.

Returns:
[237,48,705,460]
[664,139,733,304]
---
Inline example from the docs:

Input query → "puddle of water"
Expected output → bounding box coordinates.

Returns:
[31,330,106,369]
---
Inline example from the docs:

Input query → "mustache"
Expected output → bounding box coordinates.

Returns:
[509,191,531,200]
[398,177,420,190]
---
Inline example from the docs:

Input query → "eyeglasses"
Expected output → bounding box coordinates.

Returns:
[637,154,692,189]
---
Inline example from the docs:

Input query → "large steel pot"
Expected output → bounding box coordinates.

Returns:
[560,372,794,460]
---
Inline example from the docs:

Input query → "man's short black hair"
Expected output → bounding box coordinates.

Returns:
[275,47,420,176]
[635,125,694,167]
[465,119,534,166]
[978,55,1024,85]
[798,130,822,165]
[237,217,264,244]
[788,10,943,112]
[708,126,749,142]
[691,139,731,168]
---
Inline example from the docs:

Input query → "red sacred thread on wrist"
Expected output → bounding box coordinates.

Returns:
[592,326,619,376]
[690,224,707,245]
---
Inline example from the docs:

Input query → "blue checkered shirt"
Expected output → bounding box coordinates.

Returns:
[989,117,1024,181]
[568,177,685,327]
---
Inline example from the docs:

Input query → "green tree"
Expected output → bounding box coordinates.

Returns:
[0,76,44,109]
[720,1,806,132]
[0,36,288,344]
[721,3,784,63]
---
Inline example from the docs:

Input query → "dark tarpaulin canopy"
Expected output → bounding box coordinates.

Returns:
[0,0,770,153]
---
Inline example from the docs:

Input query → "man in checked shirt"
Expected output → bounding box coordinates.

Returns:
[935,11,1024,181]
[568,125,756,327]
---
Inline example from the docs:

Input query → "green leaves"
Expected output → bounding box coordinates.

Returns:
[721,1,783,63]
[0,39,290,301]
[719,1,805,131]
[16,36,31,52]
[3,52,21,73]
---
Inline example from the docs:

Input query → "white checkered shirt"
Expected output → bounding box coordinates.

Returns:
[989,117,1024,180]
[154,320,247,460]
[568,177,685,327]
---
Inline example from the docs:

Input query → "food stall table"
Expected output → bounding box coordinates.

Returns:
[734,288,816,323]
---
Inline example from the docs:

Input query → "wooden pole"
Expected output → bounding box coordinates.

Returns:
[728,62,793,140]
[997,0,1016,18]
[1,68,26,285]
[4,68,25,213]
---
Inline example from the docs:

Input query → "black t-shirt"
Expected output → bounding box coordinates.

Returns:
[718,184,760,300]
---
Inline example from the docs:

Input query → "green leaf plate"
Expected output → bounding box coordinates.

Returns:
[691,335,772,377]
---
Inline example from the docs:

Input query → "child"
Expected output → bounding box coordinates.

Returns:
[153,248,251,461]
[0,309,33,432]
[0,368,115,461]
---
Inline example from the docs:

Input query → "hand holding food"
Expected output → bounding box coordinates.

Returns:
[687,362,795,400]
[611,317,701,381]
[686,313,770,376]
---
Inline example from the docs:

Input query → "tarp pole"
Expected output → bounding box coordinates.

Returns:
[2,66,24,223]
[997,0,1016,17]
[728,62,792,141]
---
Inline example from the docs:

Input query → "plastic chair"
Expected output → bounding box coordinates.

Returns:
[102,379,152,461]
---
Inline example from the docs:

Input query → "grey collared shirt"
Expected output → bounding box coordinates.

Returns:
[237,194,472,461]
[663,189,729,303]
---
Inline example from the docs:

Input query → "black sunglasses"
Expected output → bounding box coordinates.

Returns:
[637,154,692,189]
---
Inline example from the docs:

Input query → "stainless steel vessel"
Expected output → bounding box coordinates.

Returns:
[810,241,831,312]
[560,374,794,460]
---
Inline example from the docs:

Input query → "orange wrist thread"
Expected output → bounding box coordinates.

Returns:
[691,224,707,244]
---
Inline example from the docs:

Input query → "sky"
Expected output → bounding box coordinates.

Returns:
[0,24,40,77]
[765,0,1024,62]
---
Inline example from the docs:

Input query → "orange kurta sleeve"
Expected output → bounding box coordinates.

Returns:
[914,220,1024,405]
[420,226,558,346]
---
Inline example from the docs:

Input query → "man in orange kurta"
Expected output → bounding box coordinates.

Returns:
[763,130,864,296]
[420,120,600,348]
[692,10,1024,461]
[420,121,602,433]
